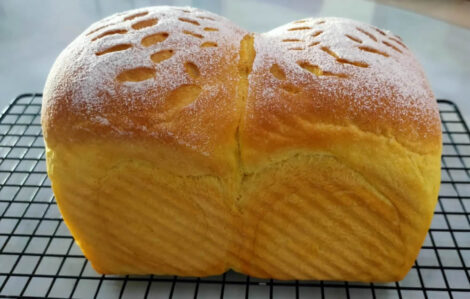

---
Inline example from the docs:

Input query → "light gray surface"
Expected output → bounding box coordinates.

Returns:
[1,0,469,122]
[0,0,470,123]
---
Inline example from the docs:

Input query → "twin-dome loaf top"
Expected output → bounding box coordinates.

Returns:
[43,5,440,157]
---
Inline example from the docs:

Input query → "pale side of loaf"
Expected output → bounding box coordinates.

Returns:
[42,6,442,282]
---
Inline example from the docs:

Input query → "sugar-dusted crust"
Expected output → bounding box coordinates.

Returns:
[241,17,440,171]
[43,6,247,175]
[42,7,442,281]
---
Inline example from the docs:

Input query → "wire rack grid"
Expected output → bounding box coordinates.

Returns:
[0,94,470,299]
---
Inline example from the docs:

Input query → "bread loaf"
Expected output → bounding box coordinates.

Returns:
[42,6,442,282]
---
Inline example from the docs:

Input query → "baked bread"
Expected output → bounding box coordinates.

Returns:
[42,6,442,282]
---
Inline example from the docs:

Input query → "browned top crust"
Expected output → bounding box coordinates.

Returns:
[43,7,441,173]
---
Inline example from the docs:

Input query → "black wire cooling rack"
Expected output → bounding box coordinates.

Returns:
[1,94,470,299]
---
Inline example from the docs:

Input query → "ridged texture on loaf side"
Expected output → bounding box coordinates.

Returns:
[234,130,440,280]
[47,143,233,276]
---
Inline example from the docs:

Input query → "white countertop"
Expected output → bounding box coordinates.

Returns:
[1,0,469,122]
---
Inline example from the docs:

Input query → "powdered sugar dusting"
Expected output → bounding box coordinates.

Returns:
[43,11,438,156]
[71,6,242,108]
[250,17,438,140]
[44,6,246,154]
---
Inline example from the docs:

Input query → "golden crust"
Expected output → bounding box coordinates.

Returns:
[43,6,246,175]
[42,7,442,281]
[241,19,441,171]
